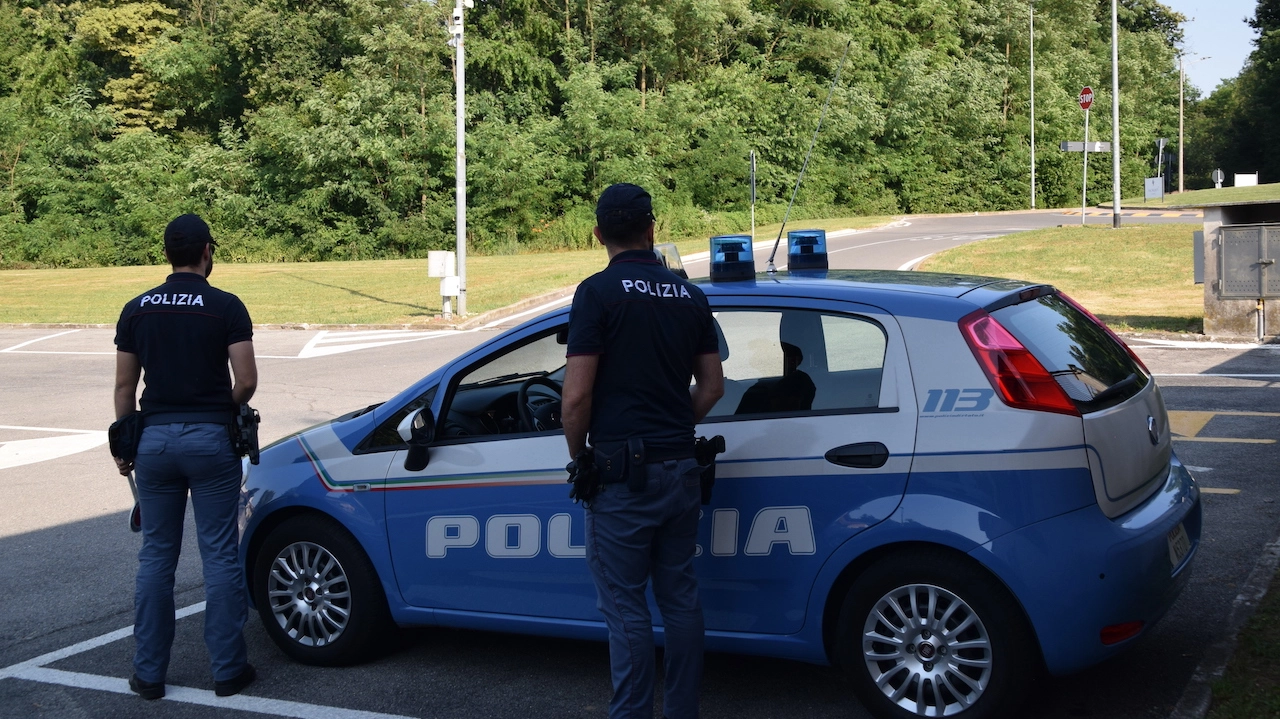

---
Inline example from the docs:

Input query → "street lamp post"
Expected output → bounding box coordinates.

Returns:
[1030,2,1036,209]
[1179,54,1210,194]
[449,0,473,315]
[1111,0,1122,228]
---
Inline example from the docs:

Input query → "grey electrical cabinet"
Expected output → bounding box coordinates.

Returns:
[1217,224,1280,299]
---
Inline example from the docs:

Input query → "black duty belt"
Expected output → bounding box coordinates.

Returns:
[593,438,695,491]
[142,410,234,427]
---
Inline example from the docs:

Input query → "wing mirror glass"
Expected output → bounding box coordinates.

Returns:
[397,408,436,471]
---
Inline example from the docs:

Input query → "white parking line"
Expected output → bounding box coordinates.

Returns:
[297,329,461,358]
[0,329,82,352]
[0,350,114,355]
[0,425,109,470]
[898,254,934,271]
[1154,374,1280,378]
[0,601,416,719]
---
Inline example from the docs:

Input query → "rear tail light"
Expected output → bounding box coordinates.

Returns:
[1057,292,1150,374]
[1100,620,1144,645]
[959,310,1080,416]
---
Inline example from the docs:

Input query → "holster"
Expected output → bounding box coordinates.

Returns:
[694,435,727,505]
[108,412,143,462]
[232,404,261,465]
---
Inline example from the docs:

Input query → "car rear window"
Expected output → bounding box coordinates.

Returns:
[991,294,1148,413]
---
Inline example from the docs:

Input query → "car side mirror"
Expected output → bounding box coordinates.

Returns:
[397,408,435,472]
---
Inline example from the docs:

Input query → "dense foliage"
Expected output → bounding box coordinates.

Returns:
[0,0,1185,267]
[1185,0,1278,188]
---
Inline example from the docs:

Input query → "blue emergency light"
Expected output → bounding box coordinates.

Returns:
[709,234,755,282]
[787,229,829,271]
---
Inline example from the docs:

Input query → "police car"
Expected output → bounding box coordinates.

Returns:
[239,233,1199,719]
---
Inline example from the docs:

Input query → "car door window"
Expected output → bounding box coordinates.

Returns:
[708,309,886,419]
[438,328,567,439]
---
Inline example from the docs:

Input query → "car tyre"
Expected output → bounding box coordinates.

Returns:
[836,549,1036,719]
[253,514,393,666]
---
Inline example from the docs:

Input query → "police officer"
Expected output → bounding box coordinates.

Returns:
[112,214,258,700]
[562,184,725,719]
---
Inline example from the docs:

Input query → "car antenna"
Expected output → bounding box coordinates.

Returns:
[766,40,852,275]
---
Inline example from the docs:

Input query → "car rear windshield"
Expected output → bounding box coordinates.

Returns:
[991,294,1149,413]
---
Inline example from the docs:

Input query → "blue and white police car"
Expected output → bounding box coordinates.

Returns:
[239,234,1199,719]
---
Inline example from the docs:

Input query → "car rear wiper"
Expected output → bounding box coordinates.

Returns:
[1090,373,1138,405]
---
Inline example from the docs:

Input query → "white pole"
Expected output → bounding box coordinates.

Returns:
[1179,55,1185,194]
[1111,0,1122,228]
[1082,109,1090,226]
[1030,3,1036,209]
[454,0,468,315]
[750,150,757,244]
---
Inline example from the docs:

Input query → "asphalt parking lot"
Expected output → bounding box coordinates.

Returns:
[0,325,1277,719]
[0,210,1268,719]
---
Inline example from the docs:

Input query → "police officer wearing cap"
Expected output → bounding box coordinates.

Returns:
[112,214,258,700]
[562,184,725,719]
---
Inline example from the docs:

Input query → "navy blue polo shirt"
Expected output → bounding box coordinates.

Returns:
[114,273,253,422]
[566,249,719,457]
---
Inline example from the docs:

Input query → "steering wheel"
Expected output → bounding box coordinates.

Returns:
[517,376,563,432]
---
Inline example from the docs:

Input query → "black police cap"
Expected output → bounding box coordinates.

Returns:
[164,214,214,252]
[596,183,655,230]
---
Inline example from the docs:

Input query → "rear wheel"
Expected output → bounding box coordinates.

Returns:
[252,514,392,665]
[836,550,1036,718]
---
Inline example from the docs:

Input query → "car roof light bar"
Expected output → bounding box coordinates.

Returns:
[709,234,755,282]
[787,229,829,271]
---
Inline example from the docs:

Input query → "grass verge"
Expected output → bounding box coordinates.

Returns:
[918,223,1203,333]
[1207,570,1280,719]
[1113,182,1280,209]
[0,216,889,325]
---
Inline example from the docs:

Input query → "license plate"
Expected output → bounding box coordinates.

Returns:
[1167,522,1191,568]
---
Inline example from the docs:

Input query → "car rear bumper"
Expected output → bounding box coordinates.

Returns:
[974,452,1201,675]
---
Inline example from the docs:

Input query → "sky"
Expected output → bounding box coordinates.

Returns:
[1163,0,1258,94]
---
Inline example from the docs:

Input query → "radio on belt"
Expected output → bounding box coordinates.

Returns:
[787,229,829,271]
[709,234,755,282]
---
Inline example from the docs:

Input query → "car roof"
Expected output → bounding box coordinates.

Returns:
[694,270,1046,315]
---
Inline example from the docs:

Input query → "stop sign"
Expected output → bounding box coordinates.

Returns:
[1078,87,1094,111]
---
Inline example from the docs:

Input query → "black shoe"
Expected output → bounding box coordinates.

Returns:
[129,674,164,700]
[214,664,256,697]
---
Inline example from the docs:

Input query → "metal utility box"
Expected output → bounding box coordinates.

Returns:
[1218,224,1280,299]
[1174,199,1280,339]
[428,251,456,278]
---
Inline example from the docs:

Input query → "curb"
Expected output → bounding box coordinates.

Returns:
[1169,535,1280,719]
[455,286,577,330]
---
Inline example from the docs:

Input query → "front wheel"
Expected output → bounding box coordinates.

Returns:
[252,514,392,666]
[836,550,1036,719]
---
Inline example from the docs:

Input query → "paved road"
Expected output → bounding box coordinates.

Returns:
[4,210,1272,719]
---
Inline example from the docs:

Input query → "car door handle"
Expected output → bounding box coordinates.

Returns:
[825,442,889,469]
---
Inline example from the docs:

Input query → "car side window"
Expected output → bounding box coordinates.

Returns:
[437,328,567,439]
[706,309,886,419]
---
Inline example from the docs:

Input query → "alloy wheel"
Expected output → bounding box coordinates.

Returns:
[266,541,353,647]
[861,583,994,717]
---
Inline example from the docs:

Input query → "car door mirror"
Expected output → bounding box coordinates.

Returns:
[397,408,435,471]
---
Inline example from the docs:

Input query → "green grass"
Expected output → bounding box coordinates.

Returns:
[0,216,890,325]
[1112,182,1280,209]
[919,223,1203,333]
[1208,570,1280,719]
